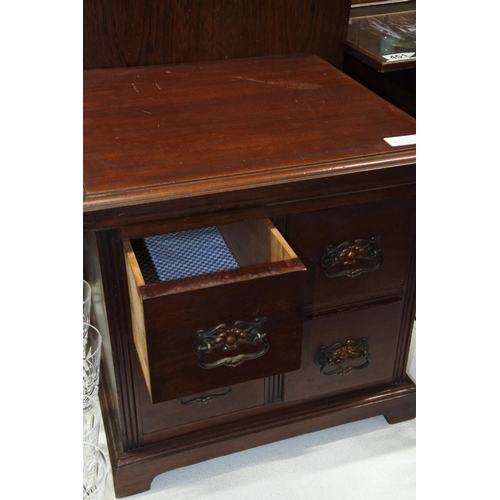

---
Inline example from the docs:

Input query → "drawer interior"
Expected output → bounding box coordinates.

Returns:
[123,219,305,403]
[127,219,298,286]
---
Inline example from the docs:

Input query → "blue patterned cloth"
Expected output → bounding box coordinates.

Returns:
[138,226,240,283]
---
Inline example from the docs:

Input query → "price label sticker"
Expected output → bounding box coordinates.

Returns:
[382,52,416,61]
[384,135,416,147]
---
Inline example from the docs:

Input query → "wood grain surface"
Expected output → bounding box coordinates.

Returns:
[83,0,351,70]
[84,54,415,212]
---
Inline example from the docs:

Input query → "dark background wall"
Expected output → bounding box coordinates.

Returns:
[83,0,351,69]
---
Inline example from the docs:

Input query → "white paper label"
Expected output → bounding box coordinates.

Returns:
[384,134,416,147]
[382,52,416,61]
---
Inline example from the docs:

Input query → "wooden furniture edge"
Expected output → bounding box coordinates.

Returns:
[83,152,416,218]
[107,380,416,497]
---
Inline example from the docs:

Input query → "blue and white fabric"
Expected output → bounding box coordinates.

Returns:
[138,226,239,283]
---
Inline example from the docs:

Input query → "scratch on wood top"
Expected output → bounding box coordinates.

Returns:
[233,76,321,90]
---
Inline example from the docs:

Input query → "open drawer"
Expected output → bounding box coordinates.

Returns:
[124,219,306,404]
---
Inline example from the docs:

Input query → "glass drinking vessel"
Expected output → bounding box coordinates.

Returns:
[83,280,92,327]
[83,442,109,500]
[83,403,102,446]
[83,324,102,413]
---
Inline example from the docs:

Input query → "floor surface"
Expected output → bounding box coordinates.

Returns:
[99,324,416,500]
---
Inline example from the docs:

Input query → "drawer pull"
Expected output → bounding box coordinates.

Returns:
[177,386,234,405]
[316,338,370,376]
[194,317,269,369]
[321,236,382,278]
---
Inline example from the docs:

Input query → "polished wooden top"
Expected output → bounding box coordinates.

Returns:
[84,54,415,225]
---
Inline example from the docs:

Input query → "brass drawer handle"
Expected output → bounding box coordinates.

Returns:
[194,317,269,369]
[316,338,370,376]
[321,236,382,278]
[177,386,234,405]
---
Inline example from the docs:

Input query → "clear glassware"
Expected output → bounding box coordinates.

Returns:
[83,403,102,446]
[83,280,92,326]
[83,442,109,499]
[83,324,102,413]
[83,315,89,350]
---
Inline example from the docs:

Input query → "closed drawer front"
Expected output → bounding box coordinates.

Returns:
[140,379,264,436]
[283,299,404,402]
[284,197,415,312]
[124,219,306,404]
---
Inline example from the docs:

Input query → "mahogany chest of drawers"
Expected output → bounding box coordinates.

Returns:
[83,54,416,498]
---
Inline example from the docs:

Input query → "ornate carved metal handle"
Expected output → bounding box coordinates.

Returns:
[193,317,269,369]
[321,236,382,278]
[177,386,234,405]
[316,338,370,376]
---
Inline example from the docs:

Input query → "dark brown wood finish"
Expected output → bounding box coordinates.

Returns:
[83,0,351,70]
[85,159,416,231]
[284,194,416,313]
[284,299,405,402]
[83,54,414,199]
[83,54,415,227]
[83,55,416,497]
[139,381,266,438]
[344,54,416,117]
[109,381,416,497]
[135,265,305,403]
[96,230,144,452]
